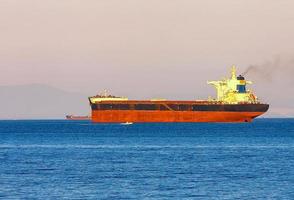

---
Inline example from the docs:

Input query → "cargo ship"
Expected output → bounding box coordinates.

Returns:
[89,67,269,123]
[66,115,91,120]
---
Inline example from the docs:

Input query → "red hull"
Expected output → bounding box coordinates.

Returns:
[91,110,265,123]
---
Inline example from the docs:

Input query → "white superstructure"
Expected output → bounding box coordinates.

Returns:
[208,66,258,104]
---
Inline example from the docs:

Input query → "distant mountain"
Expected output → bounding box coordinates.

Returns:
[0,84,90,119]
[0,84,293,119]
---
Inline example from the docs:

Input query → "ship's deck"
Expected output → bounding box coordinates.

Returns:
[90,100,261,105]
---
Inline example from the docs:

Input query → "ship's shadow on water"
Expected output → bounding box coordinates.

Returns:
[0,118,293,199]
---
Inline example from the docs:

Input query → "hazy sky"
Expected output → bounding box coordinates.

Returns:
[1,0,294,116]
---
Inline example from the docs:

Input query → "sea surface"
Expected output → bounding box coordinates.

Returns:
[0,119,293,199]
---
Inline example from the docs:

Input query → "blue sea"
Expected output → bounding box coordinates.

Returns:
[0,119,293,199]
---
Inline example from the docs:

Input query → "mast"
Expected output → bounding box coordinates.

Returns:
[231,65,237,80]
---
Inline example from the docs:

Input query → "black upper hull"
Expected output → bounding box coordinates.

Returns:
[90,101,269,113]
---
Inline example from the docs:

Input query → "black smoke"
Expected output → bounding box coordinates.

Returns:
[242,56,294,82]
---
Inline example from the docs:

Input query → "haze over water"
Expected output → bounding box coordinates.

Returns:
[1,0,294,118]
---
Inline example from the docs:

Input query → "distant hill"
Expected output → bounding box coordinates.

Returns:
[0,84,90,119]
[0,84,293,119]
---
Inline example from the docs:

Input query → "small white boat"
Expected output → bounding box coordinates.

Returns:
[120,122,133,125]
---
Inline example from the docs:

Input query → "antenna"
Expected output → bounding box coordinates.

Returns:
[231,65,237,79]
